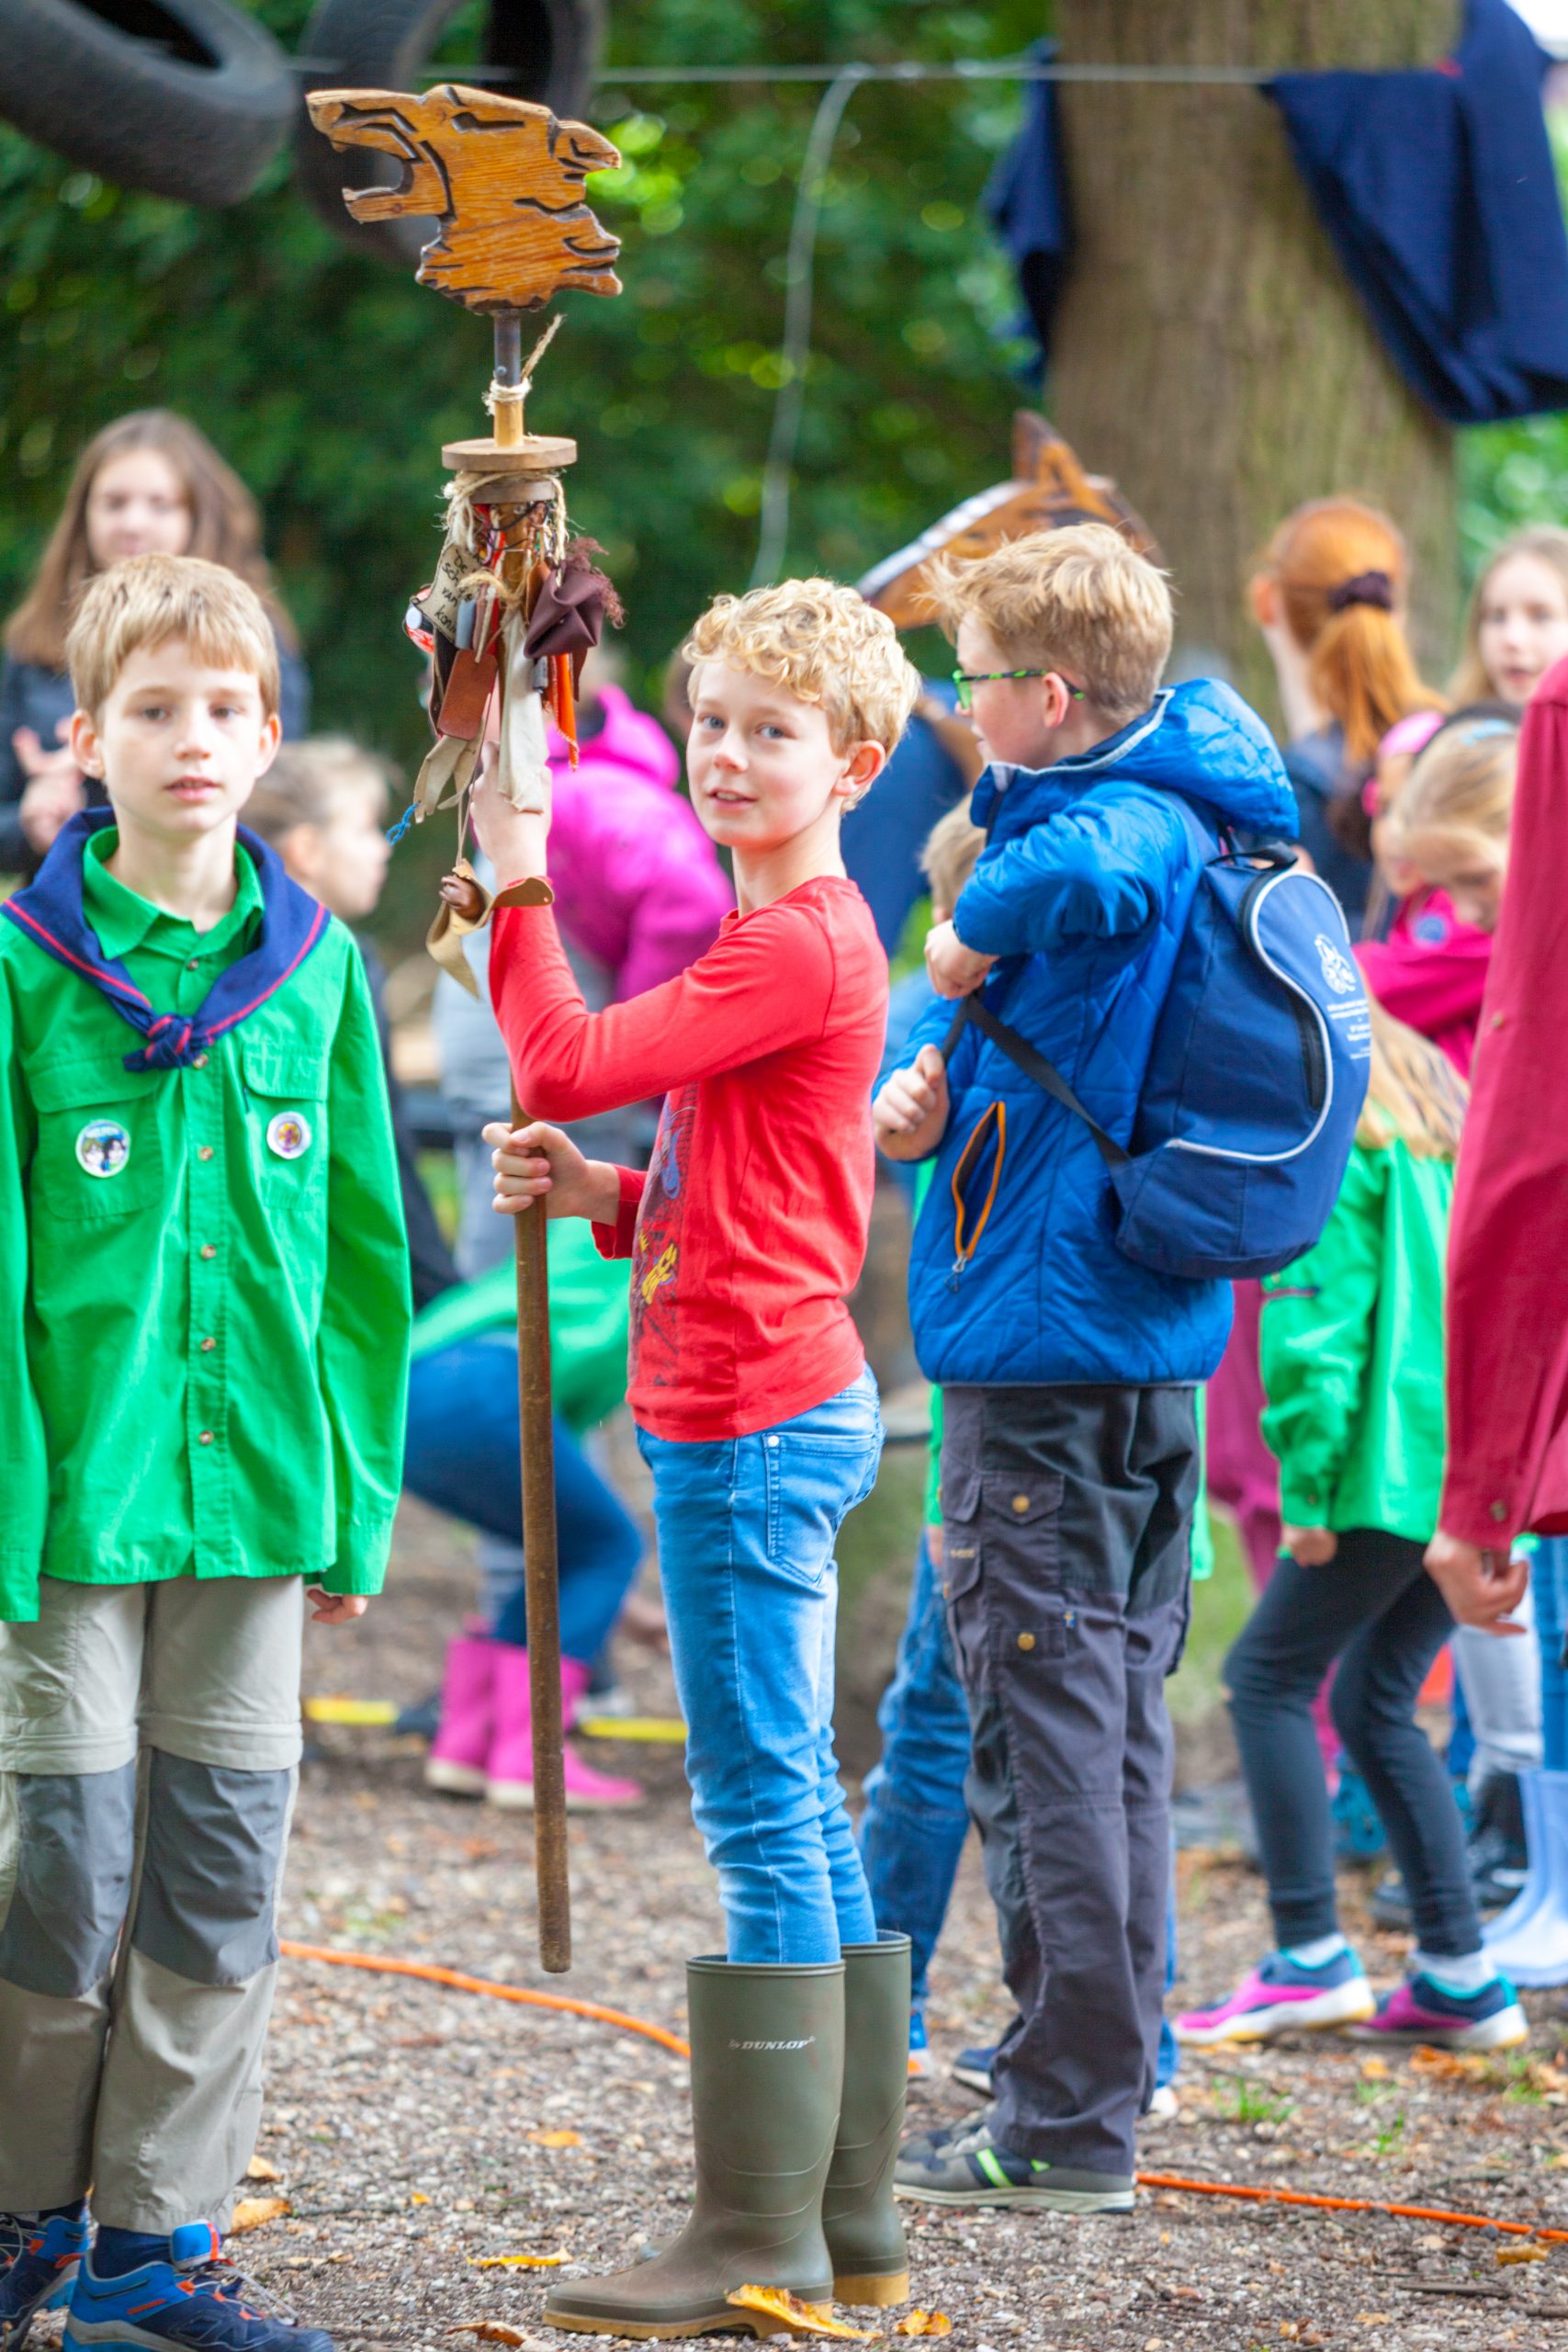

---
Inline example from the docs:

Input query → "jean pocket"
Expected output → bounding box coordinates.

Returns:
[761,1429,881,1587]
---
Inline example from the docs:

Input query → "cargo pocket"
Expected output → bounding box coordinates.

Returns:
[940,1465,985,1687]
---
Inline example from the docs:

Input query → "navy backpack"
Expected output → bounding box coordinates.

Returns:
[951,811,1371,1281]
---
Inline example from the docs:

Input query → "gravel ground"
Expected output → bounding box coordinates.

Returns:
[57,1493,1566,2352]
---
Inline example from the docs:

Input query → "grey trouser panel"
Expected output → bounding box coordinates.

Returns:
[0,1577,303,2228]
[941,1384,1198,2180]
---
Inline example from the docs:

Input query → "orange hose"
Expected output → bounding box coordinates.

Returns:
[1135,2170,1568,2244]
[277,1944,1568,2245]
[278,1940,691,2058]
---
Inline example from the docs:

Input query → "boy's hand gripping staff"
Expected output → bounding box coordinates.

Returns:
[308,79,627,1975]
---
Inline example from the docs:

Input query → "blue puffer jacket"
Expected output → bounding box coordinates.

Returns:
[897,680,1298,1388]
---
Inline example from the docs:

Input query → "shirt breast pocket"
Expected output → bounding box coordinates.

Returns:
[28,1056,165,1225]
[242,1042,328,1214]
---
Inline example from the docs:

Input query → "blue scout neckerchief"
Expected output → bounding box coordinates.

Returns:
[1,808,329,1071]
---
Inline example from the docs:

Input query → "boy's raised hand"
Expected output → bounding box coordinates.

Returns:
[925,918,996,1001]
[874,1044,950,1163]
[485,1118,622,1224]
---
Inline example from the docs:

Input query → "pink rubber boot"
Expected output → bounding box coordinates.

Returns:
[486,1645,643,1810]
[424,1632,497,1795]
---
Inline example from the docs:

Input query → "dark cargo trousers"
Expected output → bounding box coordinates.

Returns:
[940,1384,1199,2179]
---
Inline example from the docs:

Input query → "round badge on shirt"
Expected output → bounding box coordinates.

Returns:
[76,1118,131,1179]
[265,1111,312,1160]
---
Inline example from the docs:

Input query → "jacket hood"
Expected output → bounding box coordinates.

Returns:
[977,679,1298,839]
[548,681,681,790]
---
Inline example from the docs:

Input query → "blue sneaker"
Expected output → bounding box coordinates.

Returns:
[894,2119,1133,2213]
[951,2041,997,2097]
[2,2209,91,2352]
[1332,1762,1388,1861]
[908,2006,931,2079]
[66,2225,333,2352]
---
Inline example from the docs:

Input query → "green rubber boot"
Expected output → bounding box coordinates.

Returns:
[544,1955,845,2339]
[822,1934,911,2307]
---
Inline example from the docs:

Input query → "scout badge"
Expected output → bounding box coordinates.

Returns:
[308,79,627,1973]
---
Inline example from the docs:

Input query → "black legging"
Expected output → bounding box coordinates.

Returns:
[1224,1528,1481,1959]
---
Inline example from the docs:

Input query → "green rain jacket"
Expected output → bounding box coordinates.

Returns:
[1259,1136,1452,1544]
[0,831,412,1623]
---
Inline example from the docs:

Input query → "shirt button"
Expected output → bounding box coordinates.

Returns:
[193,1054,209,1069]
[1016,1630,1036,1652]
[198,1430,215,1446]
[1491,1500,1508,1522]
[197,1146,214,1162]
[1011,1493,1030,1514]
[200,1336,217,1353]
[200,1244,217,1261]
[186,957,200,972]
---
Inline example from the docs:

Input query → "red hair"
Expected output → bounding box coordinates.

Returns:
[1253,497,1443,764]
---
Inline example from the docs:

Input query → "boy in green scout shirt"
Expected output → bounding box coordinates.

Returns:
[0,554,410,2352]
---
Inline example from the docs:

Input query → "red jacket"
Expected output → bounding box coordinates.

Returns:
[1441,656,1568,1546]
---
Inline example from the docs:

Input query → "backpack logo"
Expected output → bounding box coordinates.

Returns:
[1314,933,1359,997]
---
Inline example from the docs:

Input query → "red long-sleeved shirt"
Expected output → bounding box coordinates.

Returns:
[489,876,886,1441]
[1441,658,1568,1547]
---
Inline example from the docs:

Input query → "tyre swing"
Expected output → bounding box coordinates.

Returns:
[0,0,295,204]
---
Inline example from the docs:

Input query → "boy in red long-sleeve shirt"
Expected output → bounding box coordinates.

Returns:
[469,581,921,2337]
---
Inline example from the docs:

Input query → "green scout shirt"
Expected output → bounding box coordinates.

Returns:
[411,1216,630,1437]
[0,827,412,1623]
[1260,1136,1451,1544]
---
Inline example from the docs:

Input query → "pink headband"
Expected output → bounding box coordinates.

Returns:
[1379,709,1446,761]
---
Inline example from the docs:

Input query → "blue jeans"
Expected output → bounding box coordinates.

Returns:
[638,1370,884,1965]
[859,1531,973,2005]
[404,1336,643,1665]
[1535,1539,1568,1773]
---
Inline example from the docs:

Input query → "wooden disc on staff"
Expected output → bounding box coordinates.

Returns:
[442,435,578,475]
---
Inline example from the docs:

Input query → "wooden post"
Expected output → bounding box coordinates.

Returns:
[306,79,625,1974]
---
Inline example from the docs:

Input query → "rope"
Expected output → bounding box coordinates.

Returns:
[748,63,870,589]
[276,1942,1568,2246]
[290,59,1280,89]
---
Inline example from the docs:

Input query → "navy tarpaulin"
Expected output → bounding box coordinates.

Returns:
[1269,0,1568,424]
[983,39,1071,375]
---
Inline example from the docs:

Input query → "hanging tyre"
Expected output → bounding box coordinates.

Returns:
[0,0,294,207]
[295,0,607,265]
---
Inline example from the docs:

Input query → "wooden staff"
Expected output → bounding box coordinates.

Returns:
[307,81,625,1973]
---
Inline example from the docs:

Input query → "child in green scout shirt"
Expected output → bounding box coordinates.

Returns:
[0,553,410,2352]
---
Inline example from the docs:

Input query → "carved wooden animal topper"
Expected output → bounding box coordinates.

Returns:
[305,83,622,314]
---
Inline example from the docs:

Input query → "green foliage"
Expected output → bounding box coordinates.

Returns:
[0,0,1039,938]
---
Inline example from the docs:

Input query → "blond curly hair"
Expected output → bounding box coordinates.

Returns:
[921,524,1172,724]
[683,578,921,757]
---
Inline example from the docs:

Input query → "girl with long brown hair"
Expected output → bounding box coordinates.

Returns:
[0,411,307,871]
[1450,526,1568,710]
[1248,496,1444,933]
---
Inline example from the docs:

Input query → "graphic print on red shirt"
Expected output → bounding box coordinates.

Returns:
[489,874,888,1442]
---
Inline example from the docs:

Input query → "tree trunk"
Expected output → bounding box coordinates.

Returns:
[1049,2,1459,718]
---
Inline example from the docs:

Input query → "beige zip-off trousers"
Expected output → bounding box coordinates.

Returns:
[0,1575,304,2231]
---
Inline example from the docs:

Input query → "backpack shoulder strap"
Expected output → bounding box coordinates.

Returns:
[941,995,1129,1172]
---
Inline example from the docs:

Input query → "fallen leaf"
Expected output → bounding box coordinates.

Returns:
[726,2286,875,2338]
[468,2253,567,2270]
[447,2326,529,2346]
[411,2193,430,2205]
[1497,2245,1548,2266]
[229,2198,290,2234]
[1359,2056,1392,2081]
[244,2156,282,2183]
[1279,2327,1300,2342]
[1353,2313,1391,2327]
[527,2129,581,2149]
[1408,2046,1489,2083]
[894,2314,952,2338]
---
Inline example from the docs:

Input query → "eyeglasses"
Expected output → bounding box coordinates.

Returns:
[951,668,1086,712]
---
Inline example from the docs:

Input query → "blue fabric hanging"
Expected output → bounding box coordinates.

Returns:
[983,39,1071,376]
[1269,0,1568,424]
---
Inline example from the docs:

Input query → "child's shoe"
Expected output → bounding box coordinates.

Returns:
[1349,1970,1528,2051]
[951,2041,997,2096]
[65,2225,333,2352]
[423,1631,497,1796]
[908,2006,931,2078]
[1331,1762,1388,1861]
[893,2118,1133,2213]
[1174,1948,1375,2044]
[486,1644,642,1810]
[1,2205,90,2351]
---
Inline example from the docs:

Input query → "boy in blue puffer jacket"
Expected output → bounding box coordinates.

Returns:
[875,525,1297,2216]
